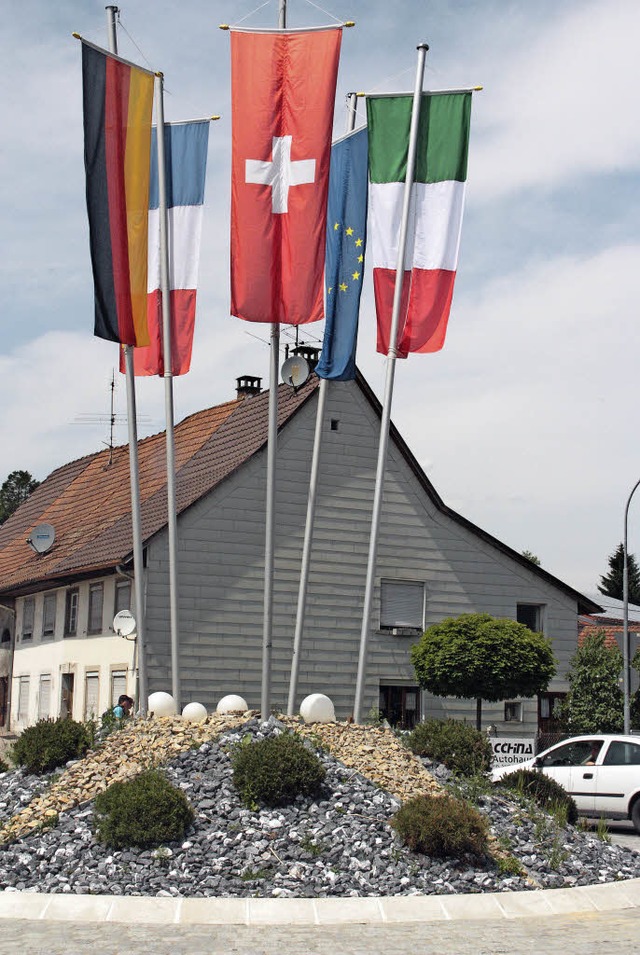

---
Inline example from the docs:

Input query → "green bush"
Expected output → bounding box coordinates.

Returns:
[231,732,326,808]
[405,719,493,776]
[11,718,92,774]
[391,793,489,858]
[0,757,9,774]
[498,768,579,826]
[93,769,195,848]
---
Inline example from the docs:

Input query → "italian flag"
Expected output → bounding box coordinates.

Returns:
[367,92,472,357]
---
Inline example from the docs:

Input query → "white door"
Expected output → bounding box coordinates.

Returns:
[538,738,605,813]
[593,739,640,818]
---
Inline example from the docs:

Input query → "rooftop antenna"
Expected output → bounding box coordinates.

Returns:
[73,370,150,463]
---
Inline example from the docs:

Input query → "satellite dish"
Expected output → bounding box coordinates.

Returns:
[113,609,136,637]
[281,355,310,388]
[26,523,55,554]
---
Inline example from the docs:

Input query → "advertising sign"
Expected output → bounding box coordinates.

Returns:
[490,737,535,767]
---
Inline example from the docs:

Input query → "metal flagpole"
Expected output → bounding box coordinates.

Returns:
[623,478,640,735]
[287,92,359,716]
[106,4,149,716]
[155,72,181,711]
[353,43,429,724]
[261,0,287,720]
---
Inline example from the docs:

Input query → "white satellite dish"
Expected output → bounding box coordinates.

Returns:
[113,609,136,637]
[281,355,310,388]
[26,523,55,555]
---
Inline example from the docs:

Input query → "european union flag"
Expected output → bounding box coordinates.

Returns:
[316,126,368,381]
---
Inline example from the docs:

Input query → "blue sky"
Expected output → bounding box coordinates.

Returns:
[1,0,639,595]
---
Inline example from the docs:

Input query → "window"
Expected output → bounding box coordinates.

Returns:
[111,670,127,706]
[380,580,425,634]
[17,676,30,722]
[1,629,10,644]
[541,739,603,767]
[64,588,79,636]
[517,603,544,632]
[603,741,640,766]
[114,579,131,616]
[38,675,51,720]
[87,583,104,634]
[84,672,100,720]
[42,593,57,638]
[504,701,523,722]
[22,597,35,641]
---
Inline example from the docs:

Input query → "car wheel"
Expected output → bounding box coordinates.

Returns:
[631,798,640,834]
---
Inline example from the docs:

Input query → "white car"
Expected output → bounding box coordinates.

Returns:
[491,734,640,832]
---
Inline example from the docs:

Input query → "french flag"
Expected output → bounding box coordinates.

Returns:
[121,120,209,376]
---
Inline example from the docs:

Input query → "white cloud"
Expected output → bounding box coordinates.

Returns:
[470,0,640,198]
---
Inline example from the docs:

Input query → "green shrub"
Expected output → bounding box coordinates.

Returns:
[405,719,493,776]
[0,758,9,774]
[11,718,92,774]
[391,793,489,858]
[498,768,579,826]
[231,732,326,808]
[93,769,194,848]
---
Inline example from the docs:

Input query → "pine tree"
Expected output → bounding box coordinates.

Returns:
[598,543,640,605]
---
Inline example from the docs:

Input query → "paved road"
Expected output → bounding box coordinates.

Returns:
[0,910,639,955]
[588,819,639,852]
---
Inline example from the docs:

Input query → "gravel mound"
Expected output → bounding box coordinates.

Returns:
[0,717,639,898]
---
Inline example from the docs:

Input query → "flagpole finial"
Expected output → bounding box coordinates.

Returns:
[219,24,230,30]
[72,32,81,40]
[474,85,483,91]
[344,21,355,27]
[417,42,429,51]
[211,115,221,121]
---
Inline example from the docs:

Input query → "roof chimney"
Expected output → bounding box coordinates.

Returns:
[236,375,263,398]
[292,345,320,372]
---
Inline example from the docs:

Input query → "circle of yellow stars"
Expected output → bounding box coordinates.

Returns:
[327,222,365,296]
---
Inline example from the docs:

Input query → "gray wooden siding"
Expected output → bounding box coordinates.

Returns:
[143,381,579,726]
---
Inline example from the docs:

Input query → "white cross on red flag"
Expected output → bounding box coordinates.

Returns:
[230,27,342,325]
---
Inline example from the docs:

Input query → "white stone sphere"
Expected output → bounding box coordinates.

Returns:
[181,702,208,722]
[148,691,177,717]
[299,693,336,723]
[216,694,249,714]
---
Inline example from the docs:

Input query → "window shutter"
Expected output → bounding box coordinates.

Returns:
[17,677,30,721]
[380,581,424,630]
[88,584,104,633]
[85,673,100,719]
[38,676,51,720]
[43,594,57,636]
[111,671,127,706]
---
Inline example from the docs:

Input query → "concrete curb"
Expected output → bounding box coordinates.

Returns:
[1,879,640,925]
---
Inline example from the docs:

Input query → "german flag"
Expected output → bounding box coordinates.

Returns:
[81,40,154,346]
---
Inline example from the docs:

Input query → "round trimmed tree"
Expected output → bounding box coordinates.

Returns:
[410,612,556,730]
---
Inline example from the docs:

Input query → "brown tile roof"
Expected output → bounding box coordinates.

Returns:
[578,623,622,650]
[0,369,601,618]
[0,380,318,597]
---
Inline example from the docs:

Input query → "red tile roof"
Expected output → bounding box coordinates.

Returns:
[0,380,318,596]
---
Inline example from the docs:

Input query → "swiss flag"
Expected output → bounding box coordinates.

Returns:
[230,28,342,325]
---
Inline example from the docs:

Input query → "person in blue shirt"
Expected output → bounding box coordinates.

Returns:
[113,695,134,719]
